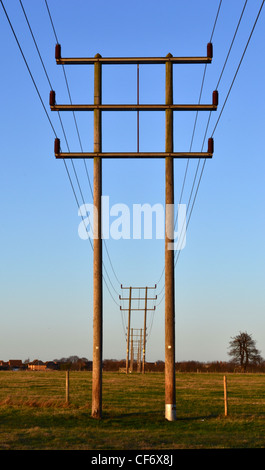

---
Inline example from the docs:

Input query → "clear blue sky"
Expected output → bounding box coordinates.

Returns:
[0,0,264,363]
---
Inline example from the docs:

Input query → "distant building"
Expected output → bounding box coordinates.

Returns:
[8,360,23,370]
[0,360,9,370]
[27,360,59,371]
[27,359,46,371]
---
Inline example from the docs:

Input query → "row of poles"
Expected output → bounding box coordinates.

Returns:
[120,286,157,375]
[128,328,144,373]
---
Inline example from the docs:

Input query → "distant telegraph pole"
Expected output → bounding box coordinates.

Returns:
[125,286,132,374]
[128,328,143,372]
[50,44,217,420]
[120,286,157,374]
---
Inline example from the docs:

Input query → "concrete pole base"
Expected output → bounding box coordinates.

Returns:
[165,404,177,421]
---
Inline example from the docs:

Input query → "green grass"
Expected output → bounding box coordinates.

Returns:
[0,371,264,449]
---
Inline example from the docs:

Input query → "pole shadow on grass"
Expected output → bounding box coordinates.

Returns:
[176,413,219,421]
[101,410,219,422]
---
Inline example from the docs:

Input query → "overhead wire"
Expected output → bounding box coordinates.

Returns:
[0,0,56,136]
[1,0,120,309]
[174,0,264,272]
[156,0,262,305]
[11,0,94,252]
[156,0,254,307]
[155,0,223,291]
[44,0,122,292]
[0,0,98,275]
[44,0,122,304]
[177,0,223,208]
[155,0,223,300]
[211,0,264,137]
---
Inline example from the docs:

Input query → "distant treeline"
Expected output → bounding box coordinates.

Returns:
[2,357,265,373]
[103,359,265,373]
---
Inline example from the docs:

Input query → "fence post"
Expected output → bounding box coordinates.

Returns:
[66,370,69,404]
[224,375,228,416]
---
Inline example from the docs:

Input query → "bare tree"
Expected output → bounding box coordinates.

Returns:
[228,331,263,372]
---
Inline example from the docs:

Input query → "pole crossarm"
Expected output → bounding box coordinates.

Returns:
[50,103,217,112]
[54,42,213,65]
[120,307,156,312]
[120,297,157,301]
[54,146,214,160]
[56,57,213,65]
[121,286,156,289]
[55,44,213,65]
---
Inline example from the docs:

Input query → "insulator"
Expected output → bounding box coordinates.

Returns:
[54,138,60,155]
[208,137,214,154]
[212,90,218,106]
[55,43,61,60]
[49,90,56,107]
[207,42,213,59]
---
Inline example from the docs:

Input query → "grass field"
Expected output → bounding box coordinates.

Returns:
[0,371,264,450]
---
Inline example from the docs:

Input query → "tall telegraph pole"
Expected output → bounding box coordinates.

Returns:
[165,53,176,421]
[92,54,103,419]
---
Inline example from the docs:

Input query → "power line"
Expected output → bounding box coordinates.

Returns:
[156,0,223,293]
[178,0,223,209]
[19,1,109,285]
[1,0,94,256]
[44,0,122,289]
[45,0,122,293]
[44,0,86,159]
[212,0,265,137]
[176,0,260,262]
[44,0,122,294]
[15,0,93,251]
[174,0,264,271]
[2,0,120,309]
[43,0,94,203]
[156,0,261,303]
[215,0,248,90]
[153,0,225,334]
[19,0,52,89]
[0,0,57,136]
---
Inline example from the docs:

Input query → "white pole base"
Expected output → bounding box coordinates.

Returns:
[165,404,177,421]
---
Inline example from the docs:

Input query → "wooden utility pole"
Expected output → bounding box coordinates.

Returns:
[126,287,132,374]
[142,287,148,374]
[129,328,144,372]
[92,54,103,419]
[130,328,134,372]
[139,328,143,372]
[165,53,176,422]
